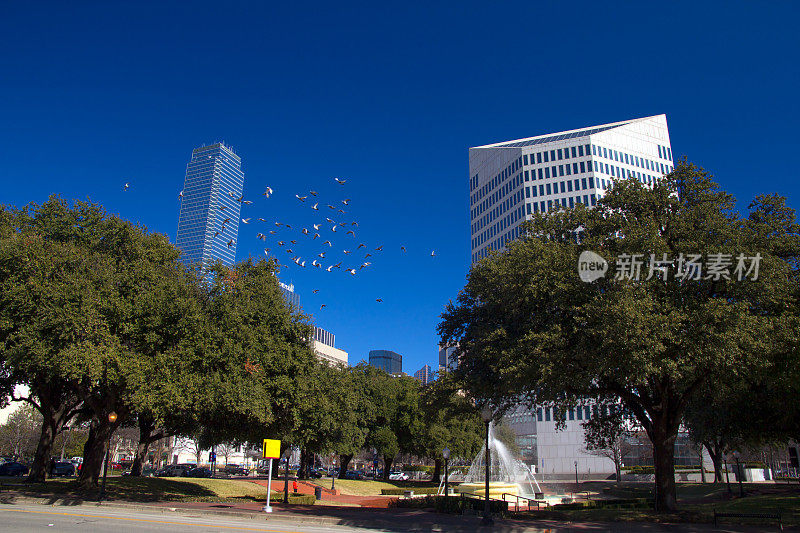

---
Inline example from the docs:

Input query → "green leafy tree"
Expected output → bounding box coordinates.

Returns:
[439,162,800,511]
[582,407,634,485]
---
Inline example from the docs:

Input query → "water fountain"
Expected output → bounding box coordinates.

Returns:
[454,421,542,499]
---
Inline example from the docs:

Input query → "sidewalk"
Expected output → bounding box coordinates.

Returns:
[0,491,795,532]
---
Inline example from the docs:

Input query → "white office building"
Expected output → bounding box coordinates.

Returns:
[470,115,674,476]
[469,114,674,264]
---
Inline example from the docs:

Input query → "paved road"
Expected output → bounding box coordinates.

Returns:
[0,504,380,533]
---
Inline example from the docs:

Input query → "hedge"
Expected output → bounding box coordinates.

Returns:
[553,498,652,510]
[392,495,508,515]
[381,487,439,495]
[268,493,315,505]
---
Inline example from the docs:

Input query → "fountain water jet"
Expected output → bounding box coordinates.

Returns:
[455,421,542,498]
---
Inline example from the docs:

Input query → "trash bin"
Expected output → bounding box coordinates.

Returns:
[314,486,323,500]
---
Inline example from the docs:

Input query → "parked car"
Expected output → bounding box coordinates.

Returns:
[50,461,75,477]
[307,469,323,479]
[0,461,29,476]
[186,467,213,478]
[155,464,191,477]
[343,470,363,480]
[222,465,250,476]
[388,471,409,481]
[122,465,156,477]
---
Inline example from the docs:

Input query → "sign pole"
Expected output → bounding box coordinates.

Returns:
[264,459,273,513]
[261,438,281,513]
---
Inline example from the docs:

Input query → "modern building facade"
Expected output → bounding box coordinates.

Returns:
[438,344,458,373]
[176,142,245,269]
[469,115,675,475]
[369,350,402,374]
[469,115,674,263]
[279,282,301,310]
[413,364,433,385]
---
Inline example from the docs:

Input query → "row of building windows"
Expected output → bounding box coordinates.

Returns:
[527,194,598,214]
[472,206,525,258]
[593,144,672,176]
[537,403,613,422]
[527,177,595,198]
[524,160,590,181]
[472,186,524,235]
[523,143,591,166]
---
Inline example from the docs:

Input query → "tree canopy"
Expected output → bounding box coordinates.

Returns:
[439,162,800,511]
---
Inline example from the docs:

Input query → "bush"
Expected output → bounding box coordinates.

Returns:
[381,487,439,495]
[268,493,315,505]
[392,494,508,515]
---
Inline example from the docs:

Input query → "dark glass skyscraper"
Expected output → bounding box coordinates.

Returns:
[369,350,402,374]
[176,142,244,269]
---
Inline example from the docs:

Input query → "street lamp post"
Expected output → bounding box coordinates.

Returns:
[480,404,494,526]
[733,451,744,497]
[331,456,336,491]
[443,447,450,498]
[99,411,117,501]
[574,460,579,486]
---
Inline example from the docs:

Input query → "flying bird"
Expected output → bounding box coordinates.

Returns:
[343,250,351,255]
[351,221,359,227]
[320,304,326,310]
[264,249,270,255]
[290,240,296,244]
[286,249,293,254]
[376,298,383,303]
[313,233,320,240]
[401,246,406,253]
[327,205,335,210]
[318,252,326,258]
[331,225,337,232]
[222,218,231,225]
[278,241,285,246]
[360,262,371,269]
[338,209,346,214]
[302,228,309,235]
[313,224,321,230]
[333,262,342,269]
[227,239,236,248]
[218,205,228,210]
[375,246,383,251]
[256,233,265,240]
[310,190,318,196]
[178,190,184,199]
[269,230,277,235]
[241,218,250,224]
[213,231,221,237]
[312,289,319,294]
[263,186,273,197]
[258,218,268,222]
[123,182,130,191]
[285,224,292,229]
[365,253,372,258]
[322,240,332,247]
[312,203,319,210]
[275,222,283,227]
[357,243,366,249]
[334,178,347,185]
[326,265,334,272]
[347,269,356,275]
[242,200,253,205]
[342,199,351,205]
[296,194,307,202]
[346,230,355,236]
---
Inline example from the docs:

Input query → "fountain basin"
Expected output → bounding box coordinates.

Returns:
[454,482,520,499]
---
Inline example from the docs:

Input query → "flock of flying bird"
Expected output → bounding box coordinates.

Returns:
[137,177,437,311]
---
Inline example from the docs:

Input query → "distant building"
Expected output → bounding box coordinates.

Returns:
[438,344,458,373]
[279,282,300,310]
[413,365,433,385]
[312,326,347,366]
[369,350,402,374]
[277,283,347,366]
[176,142,244,269]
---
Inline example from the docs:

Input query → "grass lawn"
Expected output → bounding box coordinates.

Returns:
[517,482,800,527]
[312,478,437,496]
[0,476,282,503]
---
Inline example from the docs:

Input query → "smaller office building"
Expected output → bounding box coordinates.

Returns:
[369,350,402,374]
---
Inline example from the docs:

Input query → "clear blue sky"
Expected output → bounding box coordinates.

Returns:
[1,2,798,374]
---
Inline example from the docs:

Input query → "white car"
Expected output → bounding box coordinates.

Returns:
[388,471,409,481]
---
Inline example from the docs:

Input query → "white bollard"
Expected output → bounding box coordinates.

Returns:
[263,460,273,513]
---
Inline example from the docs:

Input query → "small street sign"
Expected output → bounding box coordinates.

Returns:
[262,439,281,459]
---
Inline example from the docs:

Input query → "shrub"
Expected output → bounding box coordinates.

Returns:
[268,493,315,505]
[392,494,508,515]
[381,487,439,495]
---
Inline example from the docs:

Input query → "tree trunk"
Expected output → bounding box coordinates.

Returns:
[77,417,120,488]
[705,441,723,482]
[382,455,394,481]
[338,454,352,479]
[298,448,310,480]
[615,459,622,486]
[28,414,59,482]
[651,425,678,512]
[432,458,442,484]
